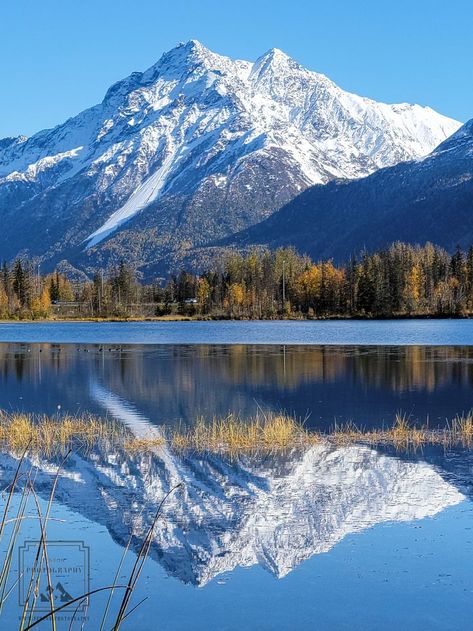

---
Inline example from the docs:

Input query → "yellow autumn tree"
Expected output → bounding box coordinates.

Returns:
[404,264,422,313]
[40,284,51,313]
[321,262,346,313]
[294,265,322,312]
[0,285,8,319]
[322,262,345,287]
[227,282,245,317]
[197,277,211,313]
[58,275,74,302]
[30,285,51,319]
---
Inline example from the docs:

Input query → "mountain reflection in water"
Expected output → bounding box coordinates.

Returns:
[0,439,466,587]
[1,344,473,429]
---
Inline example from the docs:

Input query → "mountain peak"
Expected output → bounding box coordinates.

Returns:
[263,47,291,60]
[252,47,296,74]
[163,38,223,66]
[181,38,206,50]
[173,39,209,57]
[139,39,224,85]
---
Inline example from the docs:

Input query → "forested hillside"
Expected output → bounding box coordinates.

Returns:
[233,119,473,262]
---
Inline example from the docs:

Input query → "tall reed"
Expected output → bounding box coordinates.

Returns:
[0,443,181,630]
[3,410,473,455]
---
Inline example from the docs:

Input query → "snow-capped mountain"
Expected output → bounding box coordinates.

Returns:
[235,118,473,260]
[0,40,460,276]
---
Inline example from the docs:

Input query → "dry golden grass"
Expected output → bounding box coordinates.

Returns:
[449,413,473,447]
[2,410,473,455]
[172,412,473,453]
[123,436,166,452]
[333,413,473,451]
[0,411,124,454]
[168,414,315,454]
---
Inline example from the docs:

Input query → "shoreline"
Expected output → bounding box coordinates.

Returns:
[0,313,472,324]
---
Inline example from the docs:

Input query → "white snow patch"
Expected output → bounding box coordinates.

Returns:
[85,145,175,247]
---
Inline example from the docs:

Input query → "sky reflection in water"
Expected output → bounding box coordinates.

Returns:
[0,441,472,630]
[1,331,473,628]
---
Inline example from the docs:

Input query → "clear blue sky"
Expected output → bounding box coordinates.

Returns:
[1,0,471,138]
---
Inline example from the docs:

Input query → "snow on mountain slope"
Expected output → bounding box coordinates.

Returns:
[0,40,461,273]
[86,145,177,247]
[235,117,473,261]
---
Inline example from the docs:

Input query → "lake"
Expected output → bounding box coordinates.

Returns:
[1,318,473,345]
[0,321,473,630]
[1,342,473,430]
[1,443,472,630]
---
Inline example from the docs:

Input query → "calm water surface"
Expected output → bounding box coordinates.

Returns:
[1,320,473,629]
[1,444,472,630]
[1,318,473,345]
[0,343,473,429]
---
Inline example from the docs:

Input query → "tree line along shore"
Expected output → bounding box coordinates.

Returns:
[1,241,473,320]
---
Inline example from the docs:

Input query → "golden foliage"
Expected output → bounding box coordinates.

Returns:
[0,286,8,318]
